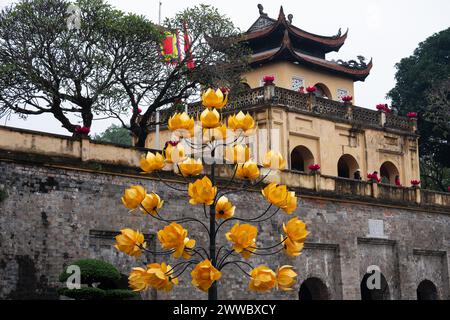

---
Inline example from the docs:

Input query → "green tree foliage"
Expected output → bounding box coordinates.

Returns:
[58,287,106,300]
[388,28,450,191]
[420,155,450,192]
[58,259,139,300]
[103,4,250,147]
[93,124,132,146]
[0,1,249,146]
[0,0,162,135]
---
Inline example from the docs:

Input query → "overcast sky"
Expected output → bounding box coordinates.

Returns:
[1,0,449,136]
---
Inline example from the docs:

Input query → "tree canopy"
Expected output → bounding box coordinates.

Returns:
[0,0,249,145]
[387,27,450,191]
[93,124,132,146]
[102,4,250,147]
[0,0,161,135]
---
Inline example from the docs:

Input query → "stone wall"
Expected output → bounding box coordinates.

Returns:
[1,158,450,300]
[0,126,449,300]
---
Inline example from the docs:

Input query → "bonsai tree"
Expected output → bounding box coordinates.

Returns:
[59,259,139,300]
[114,88,309,300]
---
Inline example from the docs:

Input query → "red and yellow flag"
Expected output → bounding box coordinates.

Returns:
[161,31,181,64]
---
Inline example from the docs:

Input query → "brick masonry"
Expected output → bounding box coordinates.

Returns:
[1,160,450,300]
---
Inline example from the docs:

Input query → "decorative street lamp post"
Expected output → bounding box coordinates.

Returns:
[115,88,309,300]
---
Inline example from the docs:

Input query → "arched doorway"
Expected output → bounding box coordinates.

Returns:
[417,280,438,300]
[360,272,390,300]
[337,154,359,179]
[299,277,329,300]
[380,161,400,184]
[313,83,332,99]
[290,146,314,172]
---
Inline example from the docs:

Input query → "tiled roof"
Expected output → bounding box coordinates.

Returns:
[245,6,347,52]
[251,30,372,81]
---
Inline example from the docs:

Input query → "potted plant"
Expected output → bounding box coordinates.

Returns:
[306,86,317,94]
[308,164,321,174]
[262,75,275,85]
[376,104,391,113]
[411,179,421,188]
[367,172,381,183]
[406,112,418,119]
[342,95,353,104]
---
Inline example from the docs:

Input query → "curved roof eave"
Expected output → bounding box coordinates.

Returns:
[245,6,348,51]
[250,32,372,82]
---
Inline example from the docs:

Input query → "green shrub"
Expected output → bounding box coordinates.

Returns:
[103,289,139,300]
[58,259,138,300]
[58,287,106,300]
[59,259,120,288]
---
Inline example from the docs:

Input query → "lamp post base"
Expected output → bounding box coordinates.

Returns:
[208,282,218,300]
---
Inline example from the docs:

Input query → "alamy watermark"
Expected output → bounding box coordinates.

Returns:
[366,265,382,290]
[65,264,81,289]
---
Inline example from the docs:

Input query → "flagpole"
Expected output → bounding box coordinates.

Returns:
[158,1,162,25]
[155,1,162,150]
[155,109,160,150]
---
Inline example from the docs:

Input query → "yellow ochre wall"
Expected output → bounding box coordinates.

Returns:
[243,61,355,102]
[267,107,420,185]
[146,105,420,186]
[145,59,420,185]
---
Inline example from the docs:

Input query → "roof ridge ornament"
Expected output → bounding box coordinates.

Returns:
[333,55,370,70]
[287,14,293,25]
[278,6,286,20]
[257,4,268,17]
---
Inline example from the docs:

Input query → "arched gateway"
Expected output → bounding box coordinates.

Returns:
[417,280,439,300]
[360,272,390,300]
[299,277,330,300]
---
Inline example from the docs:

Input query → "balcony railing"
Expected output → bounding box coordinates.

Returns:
[264,170,450,209]
[149,86,416,133]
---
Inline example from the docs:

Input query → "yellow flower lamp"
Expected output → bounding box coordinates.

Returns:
[115,88,308,299]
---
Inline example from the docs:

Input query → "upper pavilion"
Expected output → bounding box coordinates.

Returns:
[147,5,419,187]
[241,5,373,101]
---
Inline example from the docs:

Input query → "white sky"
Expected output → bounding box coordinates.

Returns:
[1,0,449,136]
